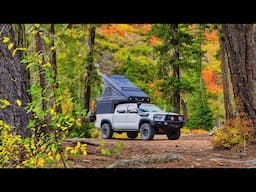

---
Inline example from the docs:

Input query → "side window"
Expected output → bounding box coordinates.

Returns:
[127,105,138,113]
[116,105,126,113]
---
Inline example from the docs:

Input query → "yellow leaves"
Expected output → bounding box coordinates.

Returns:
[65,142,87,157]
[61,90,74,115]
[202,40,221,73]
[89,128,100,138]
[55,154,61,161]
[49,108,56,115]
[8,43,14,50]
[43,62,51,68]
[113,132,128,139]
[181,128,192,134]
[75,118,82,127]
[0,99,10,109]
[40,144,46,151]
[76,141,81,148]
[0,120,11,130]
[48,152,54,161]
[34,24,40,28]
[65,147,73,152]
[56,122,61,128]
[3,37,9,43]
[16,99,22,107]
[37,158,45,167]
[211,116,254,149]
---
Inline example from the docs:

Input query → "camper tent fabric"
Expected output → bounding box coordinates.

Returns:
[101,74,149,99]
[96,74,150,114]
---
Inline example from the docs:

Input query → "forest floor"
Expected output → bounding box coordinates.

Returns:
[63,134,256,168]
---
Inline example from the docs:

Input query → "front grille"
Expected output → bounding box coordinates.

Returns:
[165,115,179,121]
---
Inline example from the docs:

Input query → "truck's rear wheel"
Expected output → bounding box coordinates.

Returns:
[127,132,138,139]
[101,123,113,139]
[140,123,155,140]
[167,129,181,140]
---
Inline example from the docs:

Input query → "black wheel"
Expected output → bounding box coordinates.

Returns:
[140,123,155,140]
[101,123,113,139]
[126,132,138,139]
[167,129,181,140]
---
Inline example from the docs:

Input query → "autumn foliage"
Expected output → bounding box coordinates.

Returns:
[202,69,222,94]
[211,113,255,149]
[204,30,218,41]
[149,36,161,46]
[99,25,126,37]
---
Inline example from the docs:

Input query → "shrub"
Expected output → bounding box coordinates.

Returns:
[211,114,254,150]
[89,128,100,138]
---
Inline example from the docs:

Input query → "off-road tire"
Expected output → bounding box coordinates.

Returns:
[101,123,113,139]
[140,123,155,140]
[167,129,181,140]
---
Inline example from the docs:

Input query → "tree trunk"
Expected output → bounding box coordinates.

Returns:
[181,99,188,122]
[171,24,180,114]
[222,24,256,123]
[49,24,61,113]
[0,24,31,137]
[35,28,47,111]
[35,25,52,133]
[219,29,234,121]
[84,25,95,113]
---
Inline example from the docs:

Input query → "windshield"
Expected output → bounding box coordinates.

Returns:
[139,103,162,112]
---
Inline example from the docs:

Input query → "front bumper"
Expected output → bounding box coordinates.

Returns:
[150,120,185,133]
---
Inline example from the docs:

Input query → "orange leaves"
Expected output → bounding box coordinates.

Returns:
[202,69,222,94]
[191,129,208,134]
[98,24,152,38]
[204,30,218,41]
[99,25,126,37]
[130,24,152,33]
[149,35,161,46]
[147,81,154,88]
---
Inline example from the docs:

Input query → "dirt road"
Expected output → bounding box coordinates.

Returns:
[64,134,256,168]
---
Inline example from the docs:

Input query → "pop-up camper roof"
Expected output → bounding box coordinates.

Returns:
[95,74,150,114]
[100,74,150,103]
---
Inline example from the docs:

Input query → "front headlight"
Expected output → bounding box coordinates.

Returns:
[153,114,165,121]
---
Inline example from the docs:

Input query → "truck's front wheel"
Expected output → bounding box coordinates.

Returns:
[140,123,155,140]
[167,129,181,140]
[101,123,113,139]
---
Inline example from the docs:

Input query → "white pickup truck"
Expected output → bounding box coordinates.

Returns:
[95,102,185,140]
